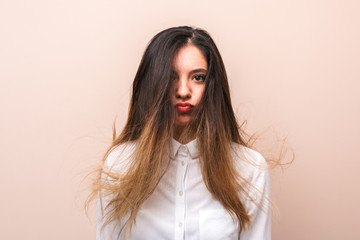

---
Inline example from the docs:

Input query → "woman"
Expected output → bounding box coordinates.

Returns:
[94,26,271,240]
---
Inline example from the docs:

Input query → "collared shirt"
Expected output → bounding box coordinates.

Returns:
[97,139,271,240]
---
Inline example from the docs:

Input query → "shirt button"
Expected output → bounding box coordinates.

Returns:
[179,190,183,196]
[181,161,185,166]
[178,222,183,228]
[179,145,186,152]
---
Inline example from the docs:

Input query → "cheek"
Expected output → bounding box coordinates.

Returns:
[169,86,177,103]
[194,85,206,103]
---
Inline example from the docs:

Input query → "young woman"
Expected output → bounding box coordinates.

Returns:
[94,26,271,240]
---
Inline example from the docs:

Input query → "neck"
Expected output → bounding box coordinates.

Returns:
[173,126,195,144]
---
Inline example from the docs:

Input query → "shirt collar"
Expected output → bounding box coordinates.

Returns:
[170,138,200,160]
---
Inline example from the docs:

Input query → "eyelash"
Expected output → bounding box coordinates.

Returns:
[171,74,207,82]
[193,75,206,82]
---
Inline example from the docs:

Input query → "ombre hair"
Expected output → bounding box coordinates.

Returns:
[92,26,262,238]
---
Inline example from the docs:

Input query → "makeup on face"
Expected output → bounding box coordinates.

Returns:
[170,44,208,127]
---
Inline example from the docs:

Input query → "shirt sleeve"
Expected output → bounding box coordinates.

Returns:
[96,143,135,240]
[240,152,271,240]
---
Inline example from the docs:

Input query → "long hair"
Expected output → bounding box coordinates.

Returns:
[93,26,254,237]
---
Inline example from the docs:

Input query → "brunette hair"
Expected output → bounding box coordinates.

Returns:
[93,26,258,238]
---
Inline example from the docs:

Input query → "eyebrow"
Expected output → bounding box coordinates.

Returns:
[189,68,207,75]
[172,68,208,76]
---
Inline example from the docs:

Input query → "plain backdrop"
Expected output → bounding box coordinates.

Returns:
[1,0,359,239]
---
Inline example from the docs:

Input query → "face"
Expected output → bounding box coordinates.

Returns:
[170,44,207,131]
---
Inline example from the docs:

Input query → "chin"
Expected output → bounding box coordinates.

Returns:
[175,116,193,127]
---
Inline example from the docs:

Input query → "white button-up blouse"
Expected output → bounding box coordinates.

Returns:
[97,139,271,240]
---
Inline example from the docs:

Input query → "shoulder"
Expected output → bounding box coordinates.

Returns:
[230,143,267,171]
[103,142,137,172]
[230,143,269,189]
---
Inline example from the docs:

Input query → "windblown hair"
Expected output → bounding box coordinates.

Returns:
[93,26,256,238]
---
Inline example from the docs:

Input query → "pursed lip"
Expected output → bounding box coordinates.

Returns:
[176,102,193,112]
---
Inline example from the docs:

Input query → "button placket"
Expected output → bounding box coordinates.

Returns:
[174,145,188,240]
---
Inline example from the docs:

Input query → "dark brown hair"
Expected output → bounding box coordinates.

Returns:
[93,26,256,238]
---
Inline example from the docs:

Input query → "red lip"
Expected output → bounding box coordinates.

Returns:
[176,102,193,112]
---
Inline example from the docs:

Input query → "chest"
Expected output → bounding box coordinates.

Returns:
[126,154,238,240]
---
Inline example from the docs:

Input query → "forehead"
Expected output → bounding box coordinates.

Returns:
[172,44,208,72]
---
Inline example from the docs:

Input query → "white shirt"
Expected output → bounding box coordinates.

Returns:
[97,139,271,240]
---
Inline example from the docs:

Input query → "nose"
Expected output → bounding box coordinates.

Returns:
[175,78,191,100]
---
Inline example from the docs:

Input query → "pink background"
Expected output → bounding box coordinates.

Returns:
[1,0,359,239]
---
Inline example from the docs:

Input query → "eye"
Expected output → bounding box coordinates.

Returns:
[170,74,177,81]
[171,71,178,81]
[193,74,206,82]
